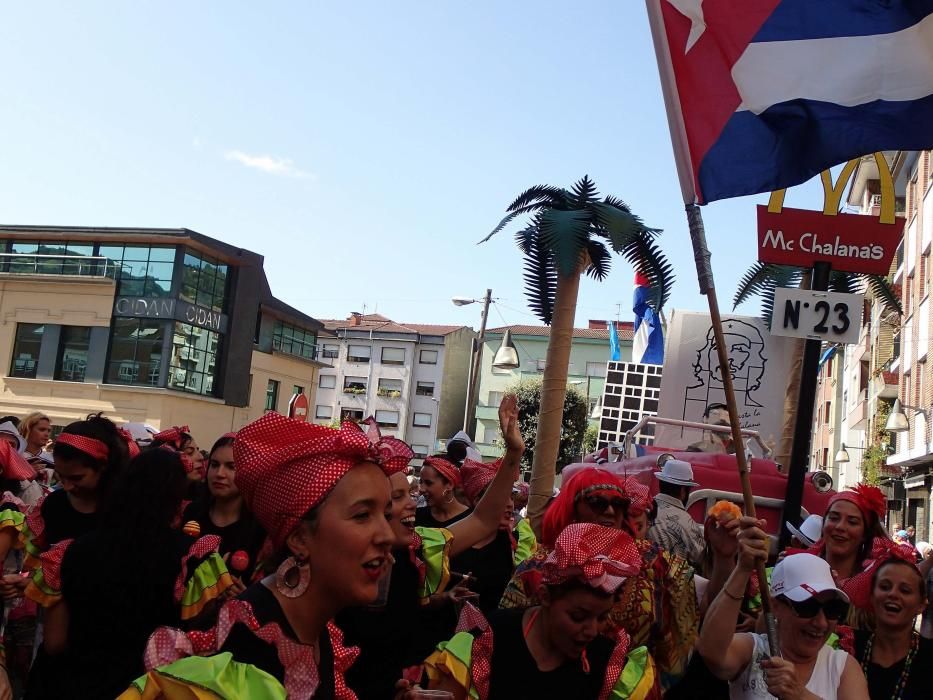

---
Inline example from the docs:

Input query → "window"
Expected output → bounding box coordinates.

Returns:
[482,424,499,444]
[381,347,406,365]
[823,402,831,423]
[586,361,607,378]
[322,344,339,359]
[168,322,221,396]
[487,391,503,407]
[9,323,44,378]
[99,244,177,298]
[411,444,429,458]
[377,378,403,397]
[293,385,304,395]
[265,380,280,411]
[536,359,547,372]
[315,405,333,420]
[413,412,432,428]
[55,326,91,382]
[347,345,371,363]
[272,322,318,361]
[419,349,438,365]
[343,376,367,394]
[106,319,166,386]
[589,397,599,416]
[416,381,435,397]
[375,410,399,428]
[319,374,336,389]
[180,249,228,311]
[341,408,364,421]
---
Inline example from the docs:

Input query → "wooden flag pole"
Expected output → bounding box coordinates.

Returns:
[686,204,780,655]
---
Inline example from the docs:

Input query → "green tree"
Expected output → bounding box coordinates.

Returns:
[506,378,588,473]
[862,400,893,486]
[484,176,672,534]
[582,423,599,455]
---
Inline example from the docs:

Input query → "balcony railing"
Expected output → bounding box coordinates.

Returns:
[376,388,402,398]
[0,253,118,278]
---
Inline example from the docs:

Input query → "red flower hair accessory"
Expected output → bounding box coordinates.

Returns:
[827,483,886,525]
[56,433,109,463]
[422,456,462,488]
[234,413,413,546]
[541,523,642,594]
[460,458,501,504]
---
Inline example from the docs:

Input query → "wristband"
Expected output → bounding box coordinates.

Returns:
[722,586,744,601]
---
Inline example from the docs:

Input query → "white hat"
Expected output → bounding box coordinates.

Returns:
[0,421,26,453]
[786,514,823,548]
[654,458,699,487]
[122,422,157,445]
[771,553,849,603]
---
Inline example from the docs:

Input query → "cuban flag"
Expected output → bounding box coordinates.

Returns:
[646,0,933,205]
[633,271,664,365]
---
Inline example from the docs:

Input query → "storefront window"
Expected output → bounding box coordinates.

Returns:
[55,326,91,382]
[180,249,228,312]
[9,323,44,378]
[99,244,176,297]
[168,322,220,396]
[106,319,166,386]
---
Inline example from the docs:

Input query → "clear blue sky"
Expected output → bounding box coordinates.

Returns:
[0,2,828,331]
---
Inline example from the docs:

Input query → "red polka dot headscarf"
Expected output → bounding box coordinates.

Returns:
[234,413,413,547]
[541,523,643,594]
[460,458,501,504]
[422,456,462,488]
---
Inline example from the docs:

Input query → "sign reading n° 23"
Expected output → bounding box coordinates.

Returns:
[770,288,863,345]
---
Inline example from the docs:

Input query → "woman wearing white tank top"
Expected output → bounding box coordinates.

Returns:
[697,518,868,699]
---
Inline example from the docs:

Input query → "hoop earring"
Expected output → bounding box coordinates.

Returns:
[443,489,454,504]
[275,555,311,598]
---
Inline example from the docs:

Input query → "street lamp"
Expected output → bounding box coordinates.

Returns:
[453,291,520,439]
[834,443,867,463]
[885,398,927,433]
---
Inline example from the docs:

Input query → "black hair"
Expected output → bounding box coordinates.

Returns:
[446,441,468,465]
[0,416,20,427]
[208,435,235,459]
[703,403,728,418]
[151,428,194,453]
[658,480,689,498]
[53,413,129,500]
[545,579,617,601]
[101,449,187,533]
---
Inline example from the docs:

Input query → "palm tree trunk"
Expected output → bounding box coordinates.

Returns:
[775,271,812,469]
[527,267,582,540]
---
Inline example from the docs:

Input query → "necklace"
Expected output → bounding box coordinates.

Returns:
[860,630,919,700]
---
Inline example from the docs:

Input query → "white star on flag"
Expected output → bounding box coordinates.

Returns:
[667,0,706,52]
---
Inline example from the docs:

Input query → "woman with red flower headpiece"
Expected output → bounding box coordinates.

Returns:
[336,395,524,699]
[405,523,660,699]
[500,467,698,690]
[416,455,470,528]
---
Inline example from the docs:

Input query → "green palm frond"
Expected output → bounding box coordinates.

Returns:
[583,240,611,281]
[571,175,600,207]
[865,274,902,315]
[537,209,591,277]
[514,225,536,256]
[732,263,802,310]
[480,185,567,243]
[590,202,662,253]
[621,235,675,312]
[521,233,557,324]
[828,271,860,296]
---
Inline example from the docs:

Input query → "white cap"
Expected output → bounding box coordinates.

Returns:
[786,514,823,548]
[0,421,26,453]
[654,458,699,487]
[122,422,157,444]
[771,553,849,603]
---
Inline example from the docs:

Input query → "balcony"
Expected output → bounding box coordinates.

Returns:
[0,253,118,278]
[376,388,402,399]
[870,371,899,400]
[847,388,868,430]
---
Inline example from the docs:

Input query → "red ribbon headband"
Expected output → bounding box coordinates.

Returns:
[57,433,109,462]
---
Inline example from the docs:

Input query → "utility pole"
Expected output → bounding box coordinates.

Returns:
[463,289,492,439]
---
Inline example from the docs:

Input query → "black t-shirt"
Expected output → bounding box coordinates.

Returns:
[221,583,336,699]
[41,488,99,545]
[855,629,933,700]
[337,549,443,699]
[449,529,514,616]
[485,608,617,699]
[181,499,266,576]
[414,505,472,528]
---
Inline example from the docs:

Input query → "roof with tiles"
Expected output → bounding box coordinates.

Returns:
[320,313,468,336]
[486,322,635,341]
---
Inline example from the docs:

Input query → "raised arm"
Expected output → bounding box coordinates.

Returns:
[447,394,523,558]
[697,516,768,681]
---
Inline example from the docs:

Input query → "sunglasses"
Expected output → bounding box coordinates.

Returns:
[583,495,627,514]
[779,595,849,621]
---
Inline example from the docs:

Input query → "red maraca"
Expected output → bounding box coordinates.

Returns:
[230,550,249,573]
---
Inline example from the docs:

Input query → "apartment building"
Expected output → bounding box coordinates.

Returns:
[313,313,474,457]
[472,321,633,458]
[0,225,327,441]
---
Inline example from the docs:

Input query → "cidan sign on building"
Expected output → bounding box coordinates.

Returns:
[114,297,228,334]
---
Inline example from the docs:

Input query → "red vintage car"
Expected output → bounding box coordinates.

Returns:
[563,416,835,548]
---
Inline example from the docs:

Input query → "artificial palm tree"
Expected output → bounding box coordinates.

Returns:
[733,262,900,467]
[483,175,672,536]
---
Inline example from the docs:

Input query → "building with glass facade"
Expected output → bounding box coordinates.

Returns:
[0,225,326,442]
